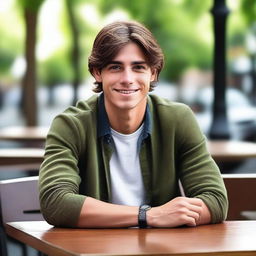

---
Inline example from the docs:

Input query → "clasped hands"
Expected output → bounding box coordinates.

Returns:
[147,197,210,227]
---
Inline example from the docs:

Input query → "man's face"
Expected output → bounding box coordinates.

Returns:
[93,42,156,113]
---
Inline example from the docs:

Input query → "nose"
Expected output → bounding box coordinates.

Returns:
[120,68,133,85]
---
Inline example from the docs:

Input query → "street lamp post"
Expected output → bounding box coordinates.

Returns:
[209,0,231,139]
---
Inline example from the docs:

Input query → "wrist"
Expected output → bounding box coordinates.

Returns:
[146,207,162,227]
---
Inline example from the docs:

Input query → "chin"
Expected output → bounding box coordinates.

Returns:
[116,104,136,110]
[110,97,147,111]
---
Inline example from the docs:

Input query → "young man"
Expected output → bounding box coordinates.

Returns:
[39,21,228,228]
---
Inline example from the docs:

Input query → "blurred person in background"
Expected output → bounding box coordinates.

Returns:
[39,20,228,228]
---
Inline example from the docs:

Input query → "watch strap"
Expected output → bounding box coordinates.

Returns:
[138,204,151,228]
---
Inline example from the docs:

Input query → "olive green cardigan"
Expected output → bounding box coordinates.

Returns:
[39,94,228,227]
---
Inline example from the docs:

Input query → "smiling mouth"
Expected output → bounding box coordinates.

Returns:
[114,89,139,94]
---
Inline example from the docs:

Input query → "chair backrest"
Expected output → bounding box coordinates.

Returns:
[0,176,44,224]
[222,173,256,220]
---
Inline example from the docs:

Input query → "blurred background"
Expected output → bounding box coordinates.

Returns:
[0,0,256,158]
[0,0,256,140]
[1,1,256,254]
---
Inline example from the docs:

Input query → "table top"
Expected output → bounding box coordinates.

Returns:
[6,220,256,256]
[1,136,256,167]
[0,148,44,166]
[1,127,256,163]
[0,126,48,142]
[207,140,256,162]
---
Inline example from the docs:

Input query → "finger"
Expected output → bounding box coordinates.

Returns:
[187,203,203,215]
[185,197,203,206]
[184,215,197,227]
[187,209,200,222]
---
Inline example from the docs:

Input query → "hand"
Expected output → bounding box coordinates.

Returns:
[147,197,205,228]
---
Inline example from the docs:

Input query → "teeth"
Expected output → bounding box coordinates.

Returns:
[117,90,137,94]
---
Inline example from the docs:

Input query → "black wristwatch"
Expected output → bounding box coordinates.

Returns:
[138,204,151,228]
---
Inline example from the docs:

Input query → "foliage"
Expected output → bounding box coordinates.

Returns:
[98,0,212,81]
[0,3,23,80]
[0,0,255,87]
[240,0,256,26]
[0,49,15,75]
[0,31,18,77]
[18,0,45,11]
[38,51,72,86]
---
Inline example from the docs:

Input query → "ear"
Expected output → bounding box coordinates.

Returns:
[150,68,157,82]
[92,68,102,83]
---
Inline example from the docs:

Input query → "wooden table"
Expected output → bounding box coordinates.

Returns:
[207,140,256,162]
[222,174,256,220]
[6,220,256,256]
[1,137,256,170]
[0,126,46,169]
[0,126,48,142]
[0,148,44,167]
[0,126,48,147]
[2,128,256,163]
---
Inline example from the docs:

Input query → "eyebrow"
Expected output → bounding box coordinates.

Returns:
[107,61,148,65]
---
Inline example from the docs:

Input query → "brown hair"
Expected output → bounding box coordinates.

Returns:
[88,20,164,92]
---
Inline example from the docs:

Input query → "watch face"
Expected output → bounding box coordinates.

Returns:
[141,205,151,211]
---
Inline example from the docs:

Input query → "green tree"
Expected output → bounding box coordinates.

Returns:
[0,8,22,109]
[0,38,17,79]
[39,51,72,106]
[98,0,212,82]
[65,0,82,105]
[18,0,45,126]
[240,0,256,26]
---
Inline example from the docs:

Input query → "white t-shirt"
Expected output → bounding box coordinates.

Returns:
[110,124,145,206]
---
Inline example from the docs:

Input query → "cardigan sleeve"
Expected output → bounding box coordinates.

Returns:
[176,105,228,223]
[39,111,86,227]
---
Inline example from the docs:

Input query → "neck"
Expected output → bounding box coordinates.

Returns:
[106,105,146,135]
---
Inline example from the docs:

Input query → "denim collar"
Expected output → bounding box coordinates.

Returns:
[97,93,152,143]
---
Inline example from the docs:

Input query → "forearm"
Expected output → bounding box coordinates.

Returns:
[77,197,139,228]
[78,197,211,228]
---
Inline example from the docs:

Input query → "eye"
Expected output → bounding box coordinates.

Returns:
[133,65,147,71]
[108,65,121,71]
